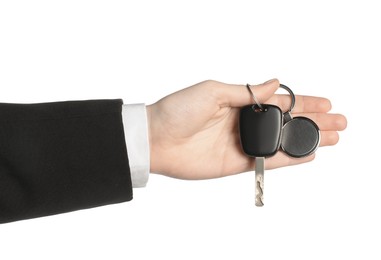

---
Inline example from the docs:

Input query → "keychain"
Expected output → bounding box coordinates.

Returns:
[239,84,320,206]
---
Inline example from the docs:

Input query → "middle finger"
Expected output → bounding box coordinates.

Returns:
[266,94,332,113]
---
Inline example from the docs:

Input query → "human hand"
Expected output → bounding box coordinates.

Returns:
[146,79,347,180]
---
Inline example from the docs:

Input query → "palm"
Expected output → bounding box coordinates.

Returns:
[162,106,246,179]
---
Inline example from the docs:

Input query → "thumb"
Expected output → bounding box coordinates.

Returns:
[219,78,279,107]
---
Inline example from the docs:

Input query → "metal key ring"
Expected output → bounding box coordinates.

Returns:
[279,84,295,113]
[246,83,295,113]
[246,84,264,110]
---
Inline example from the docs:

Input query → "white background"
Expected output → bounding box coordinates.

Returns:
[0,0,379,259]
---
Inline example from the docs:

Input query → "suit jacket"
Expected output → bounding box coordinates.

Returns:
[0,99,132,224]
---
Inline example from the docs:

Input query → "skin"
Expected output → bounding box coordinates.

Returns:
[146,79,347,180]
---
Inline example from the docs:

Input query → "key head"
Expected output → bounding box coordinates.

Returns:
[239,104,283,157]
[281,116,320,158]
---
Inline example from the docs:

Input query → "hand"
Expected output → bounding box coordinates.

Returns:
[146,79,347,180]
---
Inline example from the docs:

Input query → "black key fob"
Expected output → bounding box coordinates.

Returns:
[239,104,283,157]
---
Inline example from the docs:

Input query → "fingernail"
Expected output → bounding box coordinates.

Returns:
[264,78,278,84]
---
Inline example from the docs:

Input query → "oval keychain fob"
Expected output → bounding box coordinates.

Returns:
[281,112,320,158]
[277,84,321,158]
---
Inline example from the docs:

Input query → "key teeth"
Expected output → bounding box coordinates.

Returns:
[255,180,264,207]
[255,200,264,206]
[255,197,264,207]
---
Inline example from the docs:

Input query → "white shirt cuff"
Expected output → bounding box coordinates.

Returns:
[121,104,150,188]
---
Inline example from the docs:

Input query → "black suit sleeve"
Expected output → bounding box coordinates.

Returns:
[0,99,132,224]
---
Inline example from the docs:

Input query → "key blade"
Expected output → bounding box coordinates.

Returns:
[255,157,265,207]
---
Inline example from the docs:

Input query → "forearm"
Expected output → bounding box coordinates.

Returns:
[0,99,132,224]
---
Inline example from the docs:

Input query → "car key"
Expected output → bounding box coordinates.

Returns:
[239,85,283,206]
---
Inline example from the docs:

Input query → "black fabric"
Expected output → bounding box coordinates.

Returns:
[0,99,132,224]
